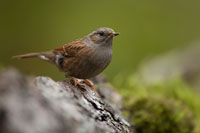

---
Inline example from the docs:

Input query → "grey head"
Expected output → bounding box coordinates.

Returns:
[83,27,119,48]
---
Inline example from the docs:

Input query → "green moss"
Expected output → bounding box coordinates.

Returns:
[118,76,200,133]
[124,98,193,133]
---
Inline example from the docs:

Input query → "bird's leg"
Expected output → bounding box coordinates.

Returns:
[66,74,99,97]
[84,79,99,97]
[83,79,94,88]
[68,76,85,88]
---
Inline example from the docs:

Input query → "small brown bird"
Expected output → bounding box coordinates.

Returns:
[13,27,119,94]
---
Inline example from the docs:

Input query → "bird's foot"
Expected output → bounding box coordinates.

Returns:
[70,77,85,88]
[83,79,99,97]
[69,77,99,97]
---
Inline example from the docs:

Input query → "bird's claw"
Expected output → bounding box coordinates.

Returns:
[84,79,99,97]
[70,78,85,88]
[70,78,100,97]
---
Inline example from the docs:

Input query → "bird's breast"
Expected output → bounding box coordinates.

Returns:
[62,46,112,79]
[84,48,112,76]
[66,48,112,79]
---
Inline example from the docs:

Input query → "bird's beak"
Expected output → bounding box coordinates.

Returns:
[114,32,120,36]
[109,32,120,37]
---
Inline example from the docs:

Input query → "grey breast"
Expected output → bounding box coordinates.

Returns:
[74,47,112,79]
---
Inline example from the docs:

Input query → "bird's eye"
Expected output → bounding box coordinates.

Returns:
[99,32,104,36]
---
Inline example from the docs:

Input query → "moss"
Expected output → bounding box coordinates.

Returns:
[124,97,193,133]
[118,76,200,133]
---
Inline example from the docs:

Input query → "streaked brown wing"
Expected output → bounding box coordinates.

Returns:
[53,39,87,57]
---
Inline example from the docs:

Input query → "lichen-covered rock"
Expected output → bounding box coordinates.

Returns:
[0,69,130,133]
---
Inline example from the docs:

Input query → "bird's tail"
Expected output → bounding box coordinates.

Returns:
[12,51,56,63]
[12,52,42,59]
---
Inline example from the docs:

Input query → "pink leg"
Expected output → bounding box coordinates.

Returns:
[84,79,99,97]
[70,77,85,87]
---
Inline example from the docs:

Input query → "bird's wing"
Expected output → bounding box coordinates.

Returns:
[53,39,90,57]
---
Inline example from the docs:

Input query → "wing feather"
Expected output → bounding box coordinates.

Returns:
[53,39,87,57]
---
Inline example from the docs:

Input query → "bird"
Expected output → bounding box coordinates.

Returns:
[13,27,119,95]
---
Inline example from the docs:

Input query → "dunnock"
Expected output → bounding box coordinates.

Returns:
[13,27,119,94]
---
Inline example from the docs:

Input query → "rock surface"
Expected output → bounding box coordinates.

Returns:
[136,43,200,87]
[0,69,130,133]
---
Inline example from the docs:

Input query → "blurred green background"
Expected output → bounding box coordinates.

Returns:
[1,1,200,132]
[1,0,200,82]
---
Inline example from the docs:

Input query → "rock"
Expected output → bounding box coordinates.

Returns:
[135,43,200,88]
[0,69,130,133]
